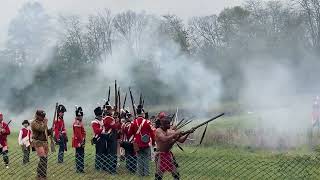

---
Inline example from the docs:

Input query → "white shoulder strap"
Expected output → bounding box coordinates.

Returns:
[136,119,146,135]
[128,119,146,142]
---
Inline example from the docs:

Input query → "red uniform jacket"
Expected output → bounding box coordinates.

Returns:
[128,117,155,149]
[18,127,32,146]
[53,118,67,140]
[91,119,104,138]
[0,122,10,147]
[121,122,131,141]
[103,116,120,134]
[72,119,86,148]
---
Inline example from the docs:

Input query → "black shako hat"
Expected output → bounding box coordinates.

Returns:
[94,106,103,116]
[136,104,144,115]
[103,101,113,111]
[57,104,67,113]
[75,106,84,117]
[22,120,30,125]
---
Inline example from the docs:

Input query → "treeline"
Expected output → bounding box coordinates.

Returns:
[0,0,320,112]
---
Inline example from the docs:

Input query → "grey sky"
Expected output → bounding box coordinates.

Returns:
[0,0,243,48]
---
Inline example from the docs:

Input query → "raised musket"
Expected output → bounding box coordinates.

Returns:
[129,87,137,118]
[181,113,225,135]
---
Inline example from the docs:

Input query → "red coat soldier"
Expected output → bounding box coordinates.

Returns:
[128,105,155,176]
[102,103,118,174]
[18,120,32,164]
[72,106,86,173]
[0,113,10,168]
[53,104,67,163]
[120,111,137,173]
[91,106,105,171]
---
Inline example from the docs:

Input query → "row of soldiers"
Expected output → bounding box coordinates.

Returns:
[0,101,194,180]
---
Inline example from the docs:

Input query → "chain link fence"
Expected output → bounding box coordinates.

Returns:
[1,149,320,179]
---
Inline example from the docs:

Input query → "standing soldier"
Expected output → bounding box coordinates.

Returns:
[54,104,67,163]
[72,107,86,173]
[154,116,194,180]
[31,110,52,180]
[103,104,119,174]
[0,113,10,169]
[120,110,137,173]
[18,120,32,164]
[92,106,106,171]
[128,105,155,177]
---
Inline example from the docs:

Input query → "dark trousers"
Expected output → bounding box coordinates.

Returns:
[0,148,9,166]
[125,154,137,173]
[95,136,106,171]
[37,156,48,178]
[22,146,30,164]
[75,147,84,172]
[58,137,66,163]
[105,133,117,174]
[137,147,151,176]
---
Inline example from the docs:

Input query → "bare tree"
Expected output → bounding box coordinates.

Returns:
[298,0,320,51]
[188,15,222,54]
[160,15,189,53]
[85,9,113,61]
[113,11,150,56]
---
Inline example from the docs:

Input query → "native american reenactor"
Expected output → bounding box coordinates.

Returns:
[154,115,194,180]
[0,113,10,169]
[72,107,86,173]
[92,106,106,171]
[103,103,119,174]
[31,110,52,180]
[53,104,68,163]
[18,120,32,164]
[128,105,155,176]
[120,110,137,173]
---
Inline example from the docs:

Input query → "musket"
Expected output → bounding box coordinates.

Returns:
[129,87,137,117]
[177,119,193,130]
[181,113,224,135]
[122,92,127,109]
[50,103,58,153]
[115,80,118,112]
[139,93,143,106]
[0,120,12,130]
[118,87,121,113]
[107,86,111,102]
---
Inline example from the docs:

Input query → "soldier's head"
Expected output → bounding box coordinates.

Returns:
[94,107,103,120]
[160,116,172,130]
[0,113,3,122]
[22,120,30,128]
[57,104,67,118]
[103,101,113,116]
[158,112,166,120]
[36,110,46,121]
[137,105,145,118]
[75,106,84,121]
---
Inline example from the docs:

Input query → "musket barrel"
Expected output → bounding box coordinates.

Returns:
[192,113,224,130]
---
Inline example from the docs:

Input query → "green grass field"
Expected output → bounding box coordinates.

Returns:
[1,113,320,180]
[1,126,320,179]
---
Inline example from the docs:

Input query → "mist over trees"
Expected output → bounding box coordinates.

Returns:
[1,0,320,113]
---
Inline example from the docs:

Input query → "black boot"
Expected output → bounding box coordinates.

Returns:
[3,150,9,167]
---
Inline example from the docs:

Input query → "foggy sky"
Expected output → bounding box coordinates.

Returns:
[0,0,242,48]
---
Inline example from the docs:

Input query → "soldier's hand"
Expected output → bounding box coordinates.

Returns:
[173,131,181,138]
